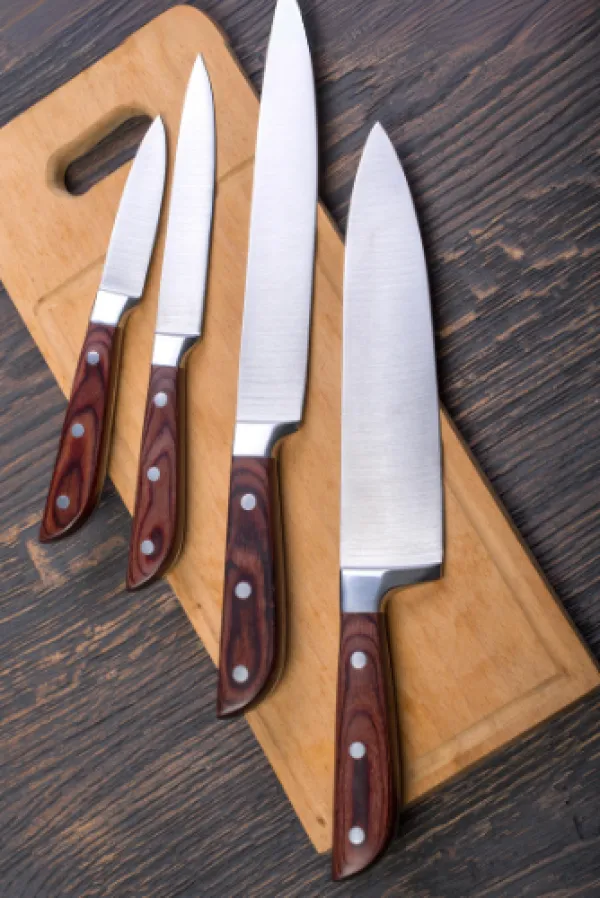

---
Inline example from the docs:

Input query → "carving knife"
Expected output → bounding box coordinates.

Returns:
[332,123,443,880]
[127,56,215,590]
[216,0,317,716]
[39,117,166,542]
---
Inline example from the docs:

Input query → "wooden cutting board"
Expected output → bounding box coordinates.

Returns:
[0,6,597,854]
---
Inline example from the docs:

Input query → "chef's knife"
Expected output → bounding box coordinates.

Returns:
[216,0,317,717]
[39,117,166,543]
[126,56,215,590]
[332,123,443,880]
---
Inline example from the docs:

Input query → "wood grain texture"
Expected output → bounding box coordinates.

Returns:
[64,114,152,195]
[2,289,599,898]
[332,612,397,880]
[217,456,284,717]
[127,364,185,589]
[1,0,599,894]
[39,320,120,541]
[0,3,597,855]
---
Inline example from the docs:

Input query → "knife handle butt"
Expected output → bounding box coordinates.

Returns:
[126,364,185,590]
[216,456,285,718]
[332,611,398,881]
[39,321,121,542]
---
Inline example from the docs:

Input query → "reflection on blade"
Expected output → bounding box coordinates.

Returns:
[101,116,166,299]
[236,0,317,426]
[156,55,215,337]
[341,123,442,571]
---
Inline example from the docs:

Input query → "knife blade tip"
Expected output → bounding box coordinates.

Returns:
[145,115,166,148]
[139,115,166,182]
[364,121,395,161]
[190,53,211,88]
[273,0,309,41]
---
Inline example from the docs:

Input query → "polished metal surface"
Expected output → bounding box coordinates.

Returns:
[232,420,298,457]
[350,651,367,670]
[151,332,196,367]
[100,117,166,300]
[340,565,442,613]
[236,0,317,431]
[341,123,443,602]
[156,56,215,337]
[90,289,133,325]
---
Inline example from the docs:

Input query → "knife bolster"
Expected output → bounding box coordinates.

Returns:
[233,420,298,458]
[90,289,135,326]
[151,332,197,368]
[341,564,442,613]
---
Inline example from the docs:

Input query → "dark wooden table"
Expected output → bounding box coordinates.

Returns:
[1,1,599,895]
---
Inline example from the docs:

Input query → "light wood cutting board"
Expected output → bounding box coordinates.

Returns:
[0,6,597,854]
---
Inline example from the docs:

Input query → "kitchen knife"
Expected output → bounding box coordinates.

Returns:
[216,0,317,717]
[39,117,166,543]
[126,56,215,590]
[332,123,443,880]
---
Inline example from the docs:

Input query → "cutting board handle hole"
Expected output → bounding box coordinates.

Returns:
[59,113,153,196]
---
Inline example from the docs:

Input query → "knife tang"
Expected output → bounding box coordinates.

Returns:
[126,335,192,590]
[39,313,125,541]
[216,453,285,717]
[332,610,398,880]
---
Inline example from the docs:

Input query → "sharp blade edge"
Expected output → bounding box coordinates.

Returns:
[156,56,215,337]
[236,0,317,425]
[101,116,166,298]
[341,124,443,571]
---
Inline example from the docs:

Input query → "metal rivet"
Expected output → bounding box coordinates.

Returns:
[153,392,168,408]
[56,495,70,510]
[147,466,160,482]
[235,581,252,600]
[232,664,249,684]
[240,493,256,511]
[141,539,154,556]
[87,350,100,365]
[349,741,366,760]
[351,651,368,670]
[71,422,84,438]
[348,826,366,846]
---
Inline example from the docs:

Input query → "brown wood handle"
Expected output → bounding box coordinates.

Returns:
[39,321,121,542]
[332,611,398,881]
[126,364,185,590]
[216,456,285,718]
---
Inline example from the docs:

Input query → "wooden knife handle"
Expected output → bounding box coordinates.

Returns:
[216,456,285,718]
[126,364,185,590]
[39,321,122,542]
[332,611,398,881]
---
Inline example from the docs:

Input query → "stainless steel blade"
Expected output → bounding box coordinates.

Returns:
[100,116,166,298]
[156,56,215,337]
[236,0,317,427]
[341,123,443,575]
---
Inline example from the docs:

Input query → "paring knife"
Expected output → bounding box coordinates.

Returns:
[332,123,443,880]
[126,56,215,590]
[216,0,317,717]
[39,117,166,543]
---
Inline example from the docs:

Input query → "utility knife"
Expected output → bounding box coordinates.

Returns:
[332,123,443,880]
[126,56,215,590]
[39,117,166,542]
[216,0,317,716]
